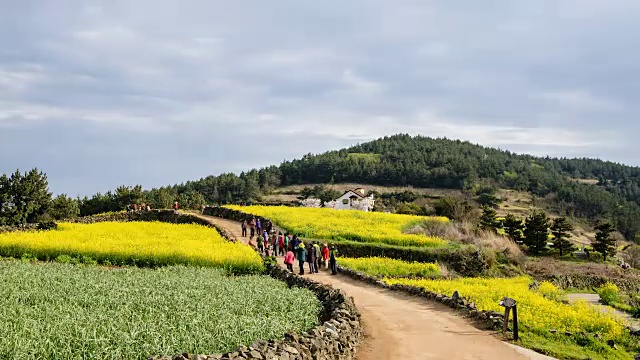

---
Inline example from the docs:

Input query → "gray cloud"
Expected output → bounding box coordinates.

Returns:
[1,0,639,196]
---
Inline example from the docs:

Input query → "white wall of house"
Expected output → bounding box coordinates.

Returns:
[333,190,375,211]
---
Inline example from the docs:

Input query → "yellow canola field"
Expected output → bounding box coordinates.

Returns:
[339,257,441,278]
[0,222,263,274]
[228,206,448,247]
[384,277,625,340]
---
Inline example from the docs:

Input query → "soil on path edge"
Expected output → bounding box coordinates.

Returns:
[197,214,551,360]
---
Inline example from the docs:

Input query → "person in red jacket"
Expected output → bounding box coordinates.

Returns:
[278,233,285,256]
[173,201,179,211]
[322,244,330,269]
[284,250,295,273]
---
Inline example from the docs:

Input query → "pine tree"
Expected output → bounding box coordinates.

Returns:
[593,222,616,261]
[524,211,550,255]
[502,213,524,242]
[479,206,502,232]
[550,216,574,256]
[49,194,80,220]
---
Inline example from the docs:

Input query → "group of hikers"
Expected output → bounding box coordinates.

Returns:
[241,217,338,275]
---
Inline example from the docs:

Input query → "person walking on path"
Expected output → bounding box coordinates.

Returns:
[241,219,247,237]
[284,249,295,273]
[173,201,179,212]
[284,234,290,252]
[296,242,307,275]
[278,233,285,256]
[256,219,262,234]
[313,242,321,273]
[291,235,300,252]
[322,243,330,269]
[257,235,264,254]
[306,242,316,274]
[271,233,278,256]
[329,246,338,275]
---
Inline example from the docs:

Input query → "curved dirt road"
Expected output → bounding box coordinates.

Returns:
[199,214,551,360]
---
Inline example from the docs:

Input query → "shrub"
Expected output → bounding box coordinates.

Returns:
[537,281,564,302]
[36,221,58,231]
[55,255,72,264]
[598,282,620,305]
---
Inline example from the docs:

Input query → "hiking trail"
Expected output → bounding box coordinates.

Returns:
[197,214,555,360]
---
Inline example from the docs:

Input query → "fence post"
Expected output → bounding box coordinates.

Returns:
[499,297,518,339]
[512,304,519,341]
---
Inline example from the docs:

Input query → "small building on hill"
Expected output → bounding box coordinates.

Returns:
[332,188,375,212]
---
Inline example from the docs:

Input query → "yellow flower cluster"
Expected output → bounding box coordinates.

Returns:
[228,206,448,247]
[0,222,263,274]
[339,257,441,278]
[384,276,625,340]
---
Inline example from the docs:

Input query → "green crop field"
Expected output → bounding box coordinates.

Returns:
[0,260,320,360]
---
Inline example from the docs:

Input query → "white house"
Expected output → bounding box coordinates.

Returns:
[332,188,375,212]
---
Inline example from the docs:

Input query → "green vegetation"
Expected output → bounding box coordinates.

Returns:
[339,257,442,278]
[7,135,640,244]
[598,282,621,305]
[0,260,320,360]
[594,223,617,261]
[524,211,550,255]
[551,217,575,256]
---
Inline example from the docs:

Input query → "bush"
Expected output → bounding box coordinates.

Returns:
[537,281,564,302]
[55,255,72,264]
[328,240,489,277]
[36,221,58,231]
[597,282,620,305]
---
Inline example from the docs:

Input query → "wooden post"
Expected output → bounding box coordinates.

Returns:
[499,297,517,339]
[512,304,519,341]
[503,306,511,334]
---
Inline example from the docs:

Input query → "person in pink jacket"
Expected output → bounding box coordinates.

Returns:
[284,250,295,273]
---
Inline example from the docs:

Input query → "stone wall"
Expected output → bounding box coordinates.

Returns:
[162,209,363,360]
[191,265,363,360]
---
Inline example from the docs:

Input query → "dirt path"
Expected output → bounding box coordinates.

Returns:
[198,214,553,360]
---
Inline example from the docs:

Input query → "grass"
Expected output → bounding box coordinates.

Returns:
[0,260,320,359]
[228,205,448,247]
[0,222,263,274]
[339,256,442,278]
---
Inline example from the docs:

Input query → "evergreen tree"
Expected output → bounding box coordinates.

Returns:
[49,194,80,220]
[502,213,524,242]
[479,206,502,232]
[0,174,11,225]
[524,211,550,255]
[593,222,616,261]
[475,186,501,208]
[550,216,574,256]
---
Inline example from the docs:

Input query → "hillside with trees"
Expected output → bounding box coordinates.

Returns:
[3,134,640,243]
[172,134,640,242]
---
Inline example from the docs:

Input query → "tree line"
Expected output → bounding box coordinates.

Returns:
[480,207,617,261]
[163,134,640,242]
[5,134,640,239]
[0,168,208,226]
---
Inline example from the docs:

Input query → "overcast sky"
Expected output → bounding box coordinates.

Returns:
[2,1,640,196]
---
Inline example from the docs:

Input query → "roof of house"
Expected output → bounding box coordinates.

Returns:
[338,190,365,199]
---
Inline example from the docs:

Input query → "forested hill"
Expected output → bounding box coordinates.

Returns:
[167,134,640,241]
